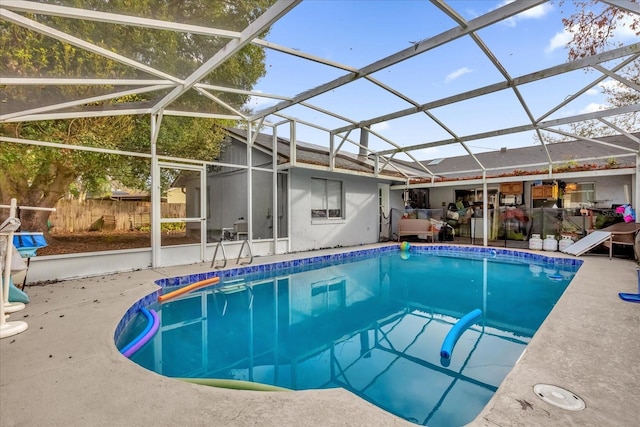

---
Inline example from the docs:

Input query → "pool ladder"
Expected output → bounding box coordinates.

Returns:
[211,239,253,269]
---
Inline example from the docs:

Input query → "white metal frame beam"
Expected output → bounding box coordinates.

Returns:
[377,103,640,156]
[598,118,640,144]
[1,0,639,259]
[149,0,302,114]
[600,0,640,14]
[250,0,547,121]
[336,42,639,136]
[0,84,171,122]
[3,0,634,185]
[535,54,639,123]
[0,8,182,83]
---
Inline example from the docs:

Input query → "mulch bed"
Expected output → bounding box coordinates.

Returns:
[36,231,198,256]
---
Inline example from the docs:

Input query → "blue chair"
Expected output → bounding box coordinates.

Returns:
[12,232,47,289]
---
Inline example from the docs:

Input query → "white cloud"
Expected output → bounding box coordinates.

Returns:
[545,29,572,53]
[585,88,599,96]
[445,67,473,83]
[613,14,639,40]
[499,1,553,27]
[580,102,606,114]
[518,3,553,19]
[371,121,390,132]
[546,14,638,54]
[502,16,517,28]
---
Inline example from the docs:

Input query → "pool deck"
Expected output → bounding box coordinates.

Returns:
[1,244,639,427]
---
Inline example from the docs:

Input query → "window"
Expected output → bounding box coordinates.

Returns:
[563,182,595,208]
[311,279,346,317]
[311,178,343,219]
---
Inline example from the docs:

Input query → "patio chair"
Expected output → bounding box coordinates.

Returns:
[597,222,640,259]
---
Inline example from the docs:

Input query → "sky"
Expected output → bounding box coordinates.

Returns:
[240,0,638,162]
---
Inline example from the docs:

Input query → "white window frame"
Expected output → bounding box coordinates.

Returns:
[563,182,596,208]
[311,177,344,221]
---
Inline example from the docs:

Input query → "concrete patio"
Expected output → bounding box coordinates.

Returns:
[1,245,638,427]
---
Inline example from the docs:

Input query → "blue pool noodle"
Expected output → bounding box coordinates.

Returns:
[619,271,640,302]
[120,308,154,356]
[618,293,640,303]
[122,309,159,358]
[440,308,482,359]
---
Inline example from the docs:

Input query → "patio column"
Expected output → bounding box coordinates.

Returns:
[247,122,253,243]
[482,171,488,246]
[272,127,279,254]
[631,153,640,226]
[150,113,163,268]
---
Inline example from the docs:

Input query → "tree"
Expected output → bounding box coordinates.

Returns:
[557,0,640,137]
[1,0,275,234]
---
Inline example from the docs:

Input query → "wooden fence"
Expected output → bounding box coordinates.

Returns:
[48,199,186,233]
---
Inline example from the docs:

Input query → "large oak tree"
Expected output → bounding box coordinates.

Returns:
[1,0,274,233]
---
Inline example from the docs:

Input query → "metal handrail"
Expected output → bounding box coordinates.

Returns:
[236,239,253,265]
[211,240,227,269]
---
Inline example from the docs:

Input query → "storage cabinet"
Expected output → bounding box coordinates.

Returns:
[500,182,523,195]
[532,185,556,200]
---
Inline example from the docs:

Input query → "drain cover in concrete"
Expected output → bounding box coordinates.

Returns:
[533,384,585,411]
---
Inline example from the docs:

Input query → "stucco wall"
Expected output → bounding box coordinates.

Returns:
[289,169,380,252]
[591,175,633,205]
[429,186,464,210]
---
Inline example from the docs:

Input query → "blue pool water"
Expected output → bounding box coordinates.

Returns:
[116,246,581,427]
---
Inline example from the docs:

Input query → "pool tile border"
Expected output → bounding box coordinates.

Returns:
[114,244,583,342]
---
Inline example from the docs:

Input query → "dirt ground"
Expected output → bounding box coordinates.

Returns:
[36,231,199,256]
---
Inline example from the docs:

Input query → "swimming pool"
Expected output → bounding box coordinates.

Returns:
[116,245,582,427]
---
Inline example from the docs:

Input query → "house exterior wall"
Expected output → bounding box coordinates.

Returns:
[590,175,632,205]
[429,186,461,210]
[166,187,186,204]
[289,168,380,252]
[389,188,405,211]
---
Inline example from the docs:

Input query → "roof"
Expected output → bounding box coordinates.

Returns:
[400,132,640,183]
[224,127,640,184]
[224,127,405,179]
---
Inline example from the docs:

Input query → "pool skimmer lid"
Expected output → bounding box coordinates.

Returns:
[533,384,585,411]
